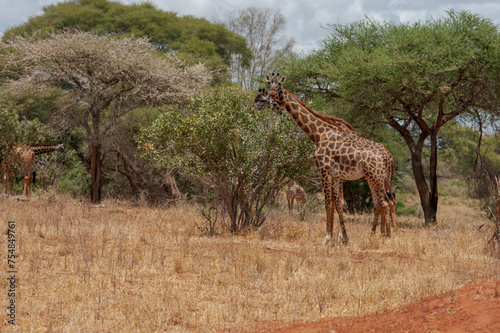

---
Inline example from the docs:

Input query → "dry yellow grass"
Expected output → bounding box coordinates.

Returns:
[1,192,499,332]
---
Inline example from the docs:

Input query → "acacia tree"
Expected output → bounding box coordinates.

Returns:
[226,7,295,90]
[0,30,211,202]
[286,10,499,225]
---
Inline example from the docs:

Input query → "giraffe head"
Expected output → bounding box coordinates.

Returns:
[264,72,286,102]
[252,88,283,115]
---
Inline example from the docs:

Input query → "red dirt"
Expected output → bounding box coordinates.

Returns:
[231,280,500,332]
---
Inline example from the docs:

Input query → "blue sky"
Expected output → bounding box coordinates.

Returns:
[1,0,499,52]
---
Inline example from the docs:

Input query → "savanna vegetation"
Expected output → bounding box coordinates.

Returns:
[0,1,499,330]
[0,186,498,331]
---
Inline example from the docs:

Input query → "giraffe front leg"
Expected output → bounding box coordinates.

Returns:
[321,176,335,246]
[333,180,348,245]
[322,199,335,246]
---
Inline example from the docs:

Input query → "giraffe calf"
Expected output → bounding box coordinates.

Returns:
[286,182,307,214]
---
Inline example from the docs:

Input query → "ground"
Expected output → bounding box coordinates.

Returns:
[230,280,500,332]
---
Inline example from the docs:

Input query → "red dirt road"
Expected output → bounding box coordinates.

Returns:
[233,280,500,332]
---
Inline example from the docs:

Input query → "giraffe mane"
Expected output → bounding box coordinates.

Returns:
[282,88,354,132]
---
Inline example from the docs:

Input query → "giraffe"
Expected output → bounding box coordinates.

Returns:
[252,88,284,115]
[2,144,67,196]
[286,181,307,213]
[264,73,396,245]
[253,87,397,236]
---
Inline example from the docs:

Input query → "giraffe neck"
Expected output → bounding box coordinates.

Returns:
[275,88,343,145]
[30,145,62,155]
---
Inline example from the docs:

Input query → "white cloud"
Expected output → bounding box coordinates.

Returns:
[1,0,499,52]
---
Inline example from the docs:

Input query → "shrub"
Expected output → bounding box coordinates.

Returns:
[138,88,314,231]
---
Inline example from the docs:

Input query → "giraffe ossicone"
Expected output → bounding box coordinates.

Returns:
[263,73,397,245]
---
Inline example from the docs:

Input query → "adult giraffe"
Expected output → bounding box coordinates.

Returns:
[1,144,67,196]
[253,87,397,237]
[264,73,396,245]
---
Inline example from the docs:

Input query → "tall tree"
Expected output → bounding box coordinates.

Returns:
[2,0,250,84]
[1,30,211,202]
[226,7,294,90]
[292,10,500,225]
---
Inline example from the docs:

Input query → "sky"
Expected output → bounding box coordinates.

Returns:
[1,0,499,52]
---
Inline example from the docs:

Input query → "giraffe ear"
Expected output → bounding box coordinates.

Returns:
[264,74,270,83]
[280,76,287,84]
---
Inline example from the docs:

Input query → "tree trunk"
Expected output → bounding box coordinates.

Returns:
[411,144,437,226]
[90,143,102,203]
[428,132,439,225]
[389,117,439,226]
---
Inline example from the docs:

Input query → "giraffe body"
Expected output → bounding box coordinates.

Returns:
[1,144,67,196]
[286,181,307,213]
[264,74,396,245]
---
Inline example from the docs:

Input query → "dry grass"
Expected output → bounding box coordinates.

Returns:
[1,192,499,332]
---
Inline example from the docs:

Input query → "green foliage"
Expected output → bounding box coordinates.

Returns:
[343,179,372,213]
[0,94,46,162]
[138,88,314,231]
[440,121,500,198]
[279,10,499,224]
[2,0,251,83]
[58,162,90,198]
[316,10,499,119]
[395,201,418,216]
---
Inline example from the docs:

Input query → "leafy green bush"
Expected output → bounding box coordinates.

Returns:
[395,201,417,216]
[57,162,90,198]
[138,88,314,231]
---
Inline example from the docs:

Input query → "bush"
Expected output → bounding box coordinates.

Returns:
[139,88,314,231]
[395,201,417,216]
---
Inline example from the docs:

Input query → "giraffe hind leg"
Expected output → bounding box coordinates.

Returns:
[387,192,398,234]
[334,181,348,245]
[372,207,380,234]
[368,181,392,238]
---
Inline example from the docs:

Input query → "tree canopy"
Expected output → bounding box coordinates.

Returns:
[279,10,500,224]
[2,0,251,83]
[0,30,211,202]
